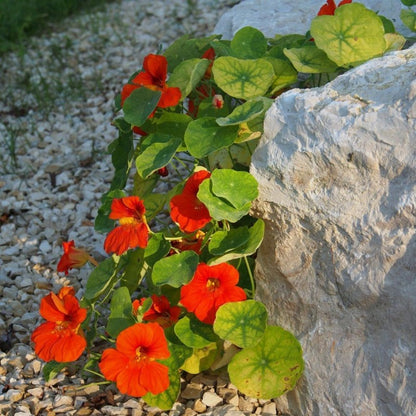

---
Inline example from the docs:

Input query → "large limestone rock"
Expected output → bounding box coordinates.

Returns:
[249,45,416,415]
[214,0,413,39]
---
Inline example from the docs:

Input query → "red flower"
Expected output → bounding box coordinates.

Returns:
[57,240,96,275]
[202,47,215,79]
[171,230,205,255]
[212,94,224,109]
[317,0,352,15]
[180,263,247,324]
[170,170,212,233]
[121,54,181,110]
[157,166,169,177]
[99,323,170,397]
[31,287,87,362]
[104,196,149,256]
[133,295,181,328]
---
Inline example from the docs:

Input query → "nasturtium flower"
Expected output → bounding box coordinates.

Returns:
[317,0,352,15]
[212,94,224,109]
[99,323,170,397]
[57,240,96,275]
[180,262,247,324]
[170,170,212,233]
[171,230,205,255]
[104,196,150,255]
[31,287,87,362]
[133,295,181,328]
[121,54,181,109]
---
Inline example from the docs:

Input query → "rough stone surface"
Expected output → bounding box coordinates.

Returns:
[250,45,416,416]
[214,0,413,39]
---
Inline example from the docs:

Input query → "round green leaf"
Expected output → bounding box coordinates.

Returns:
[208,219,265,266]
[181,343,218,374]
[143,370,180,410]
[210,169,258,210]
[184,117,239,158]
[136,133,181,178]
[283,46,338,73]
[268,34,306,59]
[310,3,386,67]
[123,87,161,127]
[155,112,192,138]
[85,256,119,301]
[401,0,416,6]
[197,179,251,223]
[174,315,218,348]
[401,9,416,32]
[228,325,304,399]
[212,57,275,100]
[151,251,199,287]
[213,300,267,348]
[230,26,267,59]
[144,233,171,267]
[168,58,210,98]
[384,33,406,53]
[264,57,298,94]
[216,98,266,126]
[209,227,250,256]
[106,287,135,338]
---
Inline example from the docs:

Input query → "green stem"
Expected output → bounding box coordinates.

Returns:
[244,256,256,298]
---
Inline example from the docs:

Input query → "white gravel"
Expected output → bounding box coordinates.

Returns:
[0,0,284,414]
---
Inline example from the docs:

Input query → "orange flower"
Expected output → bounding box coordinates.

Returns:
[99,323,170,397]
[133,295,181,328]
[104,196,149,256]
[57,240,96,275]
[171,230,206,255]
[170,170,212,233]
[180,263,247,324]
[121,54,181,110]
[31,287,87,362]
[317,0,352,15]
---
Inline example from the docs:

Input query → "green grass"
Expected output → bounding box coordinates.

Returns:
[0,0,117,53]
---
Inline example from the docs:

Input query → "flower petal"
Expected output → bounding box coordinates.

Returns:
[158,86,181,108]
[143,54,168,85]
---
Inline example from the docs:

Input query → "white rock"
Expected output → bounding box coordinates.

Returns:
[214,0,413,39]
[53,394,73,407]
[5,388,24,402]
[251,45,416,416]
[39,240,51,253]
[202,391,223,407]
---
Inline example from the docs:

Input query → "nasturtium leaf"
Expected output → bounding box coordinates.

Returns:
[84,256,119,301]
[264,57,298,94]
[378,15,396,34]
[208,140,258,169]
[144,233,171,267]
[120,248,145,293]
[184,117,239,158]
[401,0,416,6]
[155,112,192,139]
[230,26,267,59]
[283,46,338,73]
[143,193,166,221]
[216,98,266,126]
[174,315,218,348]
[228,325,304,399]
[163,338,193,370]
[94,189,125,233]
[123,87,161,127]
[212,56,275,100]
[133,172,158,200]
[310,3,386,68]
[136,134,181,178]
[198,179,251,223]
[213,300,267,348]
[143,370,180,411]
[43,361,67,382]
[168,58,210,98]
[209,227,250,256]
[401,9,416,31]
[106,287,135,338]
[180,343,218,374]
[210,169,258,210]
[208,219,265,265]
[236,120,262,143]
[210,39,232,57]
[384,33,406,52]
[268,34,306,59]
[151,251,199,287]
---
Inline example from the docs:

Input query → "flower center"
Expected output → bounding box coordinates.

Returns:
[119,217,140,226]
[135,346,147,362]
[206,278,220,292]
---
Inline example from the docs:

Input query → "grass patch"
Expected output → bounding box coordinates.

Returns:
[0,0,117,53]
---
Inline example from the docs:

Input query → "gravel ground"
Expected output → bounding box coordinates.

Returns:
[0,0,286,415]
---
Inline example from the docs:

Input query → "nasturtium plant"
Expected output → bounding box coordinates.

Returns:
[31,0,411,411]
